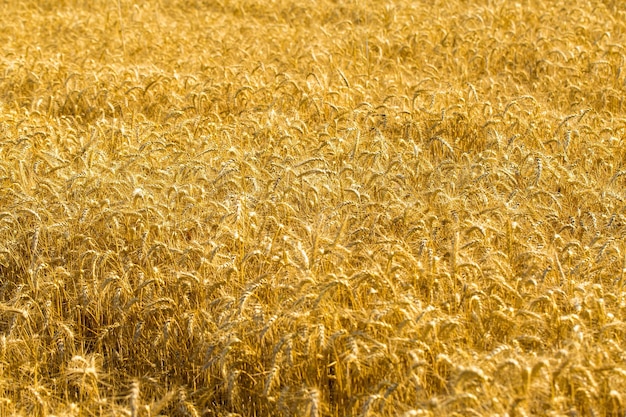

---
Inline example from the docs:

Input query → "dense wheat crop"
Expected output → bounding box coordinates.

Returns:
[1,0,626,415]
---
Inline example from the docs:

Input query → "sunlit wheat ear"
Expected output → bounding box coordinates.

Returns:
[128,380,140,417]
[402,410,432,417]
[607,390,623,414]
[147,389,177,417]
[66,355,102,400]
[454,366,487,390]
[359,393,383,417]
[302,387,321,417]
[264,361,280,398]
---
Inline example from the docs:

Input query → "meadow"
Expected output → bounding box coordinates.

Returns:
[1,0,626,415]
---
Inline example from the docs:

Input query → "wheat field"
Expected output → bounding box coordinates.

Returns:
[1,0,625,415]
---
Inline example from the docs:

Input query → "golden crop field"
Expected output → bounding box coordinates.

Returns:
[1,0,626,415]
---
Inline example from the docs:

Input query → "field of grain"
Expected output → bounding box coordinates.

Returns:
[1,0,626,415]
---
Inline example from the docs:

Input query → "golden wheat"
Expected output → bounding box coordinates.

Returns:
[0,0,625,415]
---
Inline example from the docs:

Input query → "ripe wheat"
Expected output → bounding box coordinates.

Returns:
[0,0,625,416]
